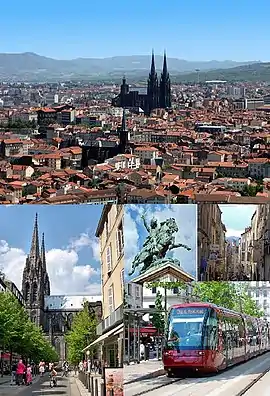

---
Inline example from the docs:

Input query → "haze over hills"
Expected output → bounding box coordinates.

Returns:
[0,52,259,82]
[173,62,270,83]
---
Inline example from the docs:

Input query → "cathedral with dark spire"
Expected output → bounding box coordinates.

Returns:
[112,50,171,115]
[21,214,102,361]
[22,214,50,328]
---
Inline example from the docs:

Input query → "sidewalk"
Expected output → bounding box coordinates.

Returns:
[0,376,10,385]
[0,374,40,387]
[124,359,165,384]
[74,372,102,396]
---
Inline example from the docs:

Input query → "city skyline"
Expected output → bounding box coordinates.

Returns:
[0,205,102,295]
[1,0,270,61]
[124,204,197,281]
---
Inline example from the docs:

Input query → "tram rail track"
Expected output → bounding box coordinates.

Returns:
[235,365,270,396]
[128,376,185,396]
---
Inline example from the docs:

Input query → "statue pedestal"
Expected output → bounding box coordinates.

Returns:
[131,258,194,286]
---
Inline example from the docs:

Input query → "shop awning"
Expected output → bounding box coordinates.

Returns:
[128,327,158,335]
[82,323,123,352]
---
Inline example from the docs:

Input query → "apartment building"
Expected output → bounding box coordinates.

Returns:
[247,281,270,320]
[198,203,226,280]
[84,204,124,367]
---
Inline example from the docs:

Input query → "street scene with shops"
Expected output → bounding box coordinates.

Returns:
[123,204,270,395]
[198,203,270,281]
[0,204,124,396]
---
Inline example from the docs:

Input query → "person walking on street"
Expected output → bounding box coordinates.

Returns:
[79,361,83,372]
[26,364,32,385]
[39,360,45,377]
[10,362,17,385]
[16,360,26,385]
[61,361,69,377]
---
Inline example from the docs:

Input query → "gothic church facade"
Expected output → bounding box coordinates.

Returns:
[21,214,102,361]
[112,51,171,115]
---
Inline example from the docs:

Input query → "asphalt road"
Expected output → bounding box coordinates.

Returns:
[0,374,81,396]
[125,352,270,396]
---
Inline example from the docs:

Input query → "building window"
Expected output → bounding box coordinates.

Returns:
[32,283,38,302]
[263,289,267,297]
[106,245,112,272]
[105,221,108,240]
[25,283,30,302]
[128,283,132,295]
[173,287,178,294]
[152,287,156,294]
[120,269,124,289]
[108,284,114,313]
[116,223,124,258]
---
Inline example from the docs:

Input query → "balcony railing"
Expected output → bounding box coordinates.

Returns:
[96,304,123,335]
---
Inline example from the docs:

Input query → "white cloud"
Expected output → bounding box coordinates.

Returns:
[68,232,92,251]
[226,228,243,238]
[124,210,140,280]
[125,205,197,280]
[0,240,26,289]
[0,232,101,296]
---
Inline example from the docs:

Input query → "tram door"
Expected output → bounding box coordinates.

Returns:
[225,317,234,366]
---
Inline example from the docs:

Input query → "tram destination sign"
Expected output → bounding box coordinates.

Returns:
[173,307,207,316]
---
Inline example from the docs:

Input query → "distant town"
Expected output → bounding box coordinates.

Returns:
[0,52,269,204]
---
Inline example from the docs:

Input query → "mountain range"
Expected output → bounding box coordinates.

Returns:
[0,52,259,82]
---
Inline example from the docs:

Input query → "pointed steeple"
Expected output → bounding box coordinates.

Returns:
[162,50,168,76]
[29,213,40,261]
[150,49,156,75]
[40,233,47,270]
[40,232,50,296]
[147,50,159,114]
[119,108,130,153]
[121,108,126,132]
[159,49,171,109]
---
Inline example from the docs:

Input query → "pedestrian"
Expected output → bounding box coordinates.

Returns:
[79,360,83,372]
[26,364,32,385]
[39,361,45,377]
[16,360,26,385]
[10,362,17,385]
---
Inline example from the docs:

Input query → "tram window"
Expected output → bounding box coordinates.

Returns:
[204,309,218,349]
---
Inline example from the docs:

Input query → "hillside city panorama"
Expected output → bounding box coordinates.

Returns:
[0,50,269,204]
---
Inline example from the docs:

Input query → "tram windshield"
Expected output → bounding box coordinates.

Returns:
[166,307,209,350]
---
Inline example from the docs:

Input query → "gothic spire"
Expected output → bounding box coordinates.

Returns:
[121,108,126,132]
[29,213,40,261]
[40,232,47,270]
[150,49,156,76]
[162,50,168,76]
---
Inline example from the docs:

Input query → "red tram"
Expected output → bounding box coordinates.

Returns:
[163,302,270,376]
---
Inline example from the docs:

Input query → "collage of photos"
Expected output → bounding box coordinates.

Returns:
[0,203,270,396]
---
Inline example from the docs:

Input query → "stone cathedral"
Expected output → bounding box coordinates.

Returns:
[21,214,102,361]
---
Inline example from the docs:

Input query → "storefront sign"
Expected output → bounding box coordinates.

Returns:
[104,367,123,396]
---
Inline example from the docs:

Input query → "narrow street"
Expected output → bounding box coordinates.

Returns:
[0,374,81,396]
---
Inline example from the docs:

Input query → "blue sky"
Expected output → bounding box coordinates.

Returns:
[1,0,269,61]
[124,204,197,282]
[220,205,257,238]
[0,205,102,295]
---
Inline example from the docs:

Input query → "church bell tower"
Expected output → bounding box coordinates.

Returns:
[22,214,51,328]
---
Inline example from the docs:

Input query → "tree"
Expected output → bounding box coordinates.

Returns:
[0,292,58,363]
[242,184,263,197]
[65,301,98,364]
[193,282,264,317]
[150,291,165,334]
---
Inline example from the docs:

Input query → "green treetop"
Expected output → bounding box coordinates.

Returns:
[65,301,98,364]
